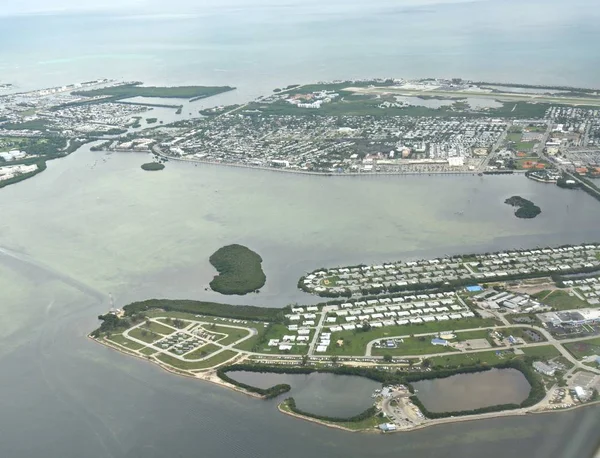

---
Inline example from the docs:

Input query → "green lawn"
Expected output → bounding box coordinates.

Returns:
[515,140,538,152]
[234,325,267,352]
[208,325,250,345]
[252,324,311,355]
[325,318,500,356]
[106,334,145,350]
[428,349,512,368]
[534,290,589,310]
[146,321,176,335]
[520,345,561,359]
[182,343,221,360]
[372,337,454,357]
[128,327,163,344]
[507,132,522,142]
[563,338,600,360]
[453,330,492,342]
[156,350,238,370]
[139,346,158,356]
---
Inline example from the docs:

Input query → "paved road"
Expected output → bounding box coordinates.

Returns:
[362,323,600,374]
[123,318,257,362]
[308,311,327,356]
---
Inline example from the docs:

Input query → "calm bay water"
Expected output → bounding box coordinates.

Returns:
[226,371,380,417]
[412,369,531,413]
[0,147,599,458]
[1,1,600,457]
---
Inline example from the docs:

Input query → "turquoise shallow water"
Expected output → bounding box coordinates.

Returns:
[1,0,600,96]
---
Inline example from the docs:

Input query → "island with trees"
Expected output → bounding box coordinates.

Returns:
[90,242,600,433]
[71,82,235,100]
[141,162,165,171]
[504,196,541,218]
[209,244,266,295]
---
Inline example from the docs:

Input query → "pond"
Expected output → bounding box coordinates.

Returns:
[227,371,380,418]
[411,368,531,413]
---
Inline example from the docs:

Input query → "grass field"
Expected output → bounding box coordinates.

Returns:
[325,318,500,356]
[106,334,145,350]
[372,337,454,357]
[209,325,250,346]
[514,140,538,152]
[128,327,163,344]
[156,350,237,370]
[563,338,600,360]
[428,349,513,368]
[146,321,175,335]
[182,343,221,360]
[253,324,311,354]
[139,346,158,356]
[519,345,561,359]
[533,290,589,310]
[453,330,492,342]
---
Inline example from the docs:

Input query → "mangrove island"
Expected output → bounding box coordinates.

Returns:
[209,244,266,295]
[504,196,541,219]
[91,242,600,433]
[141,162,165,171]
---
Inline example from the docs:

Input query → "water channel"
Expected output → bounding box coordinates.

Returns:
[412,369,532,413]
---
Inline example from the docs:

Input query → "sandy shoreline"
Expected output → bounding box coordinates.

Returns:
[92,335,600,434]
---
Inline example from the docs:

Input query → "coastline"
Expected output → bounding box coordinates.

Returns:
[118,147,527,178]
[89,335,264,399]
[92,334,600,434]
[277,395,600,435]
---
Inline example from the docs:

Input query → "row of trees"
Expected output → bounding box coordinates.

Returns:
[284,397,378,423]
[122,299,288,323]
[217,359,546,420]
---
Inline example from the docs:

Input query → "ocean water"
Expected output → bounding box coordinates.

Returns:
[1,0,600,96]
[1,1,600,457]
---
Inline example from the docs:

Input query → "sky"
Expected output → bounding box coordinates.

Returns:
[0,0,486,16]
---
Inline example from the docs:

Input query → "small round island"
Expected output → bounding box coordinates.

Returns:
[141,162,165,171]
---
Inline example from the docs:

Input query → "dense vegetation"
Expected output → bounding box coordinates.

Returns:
[72,83,234,100]
[504,195,541,218]
[209,244,266,295]
[122,298,287,323]
[283,397,378,423]
[217,359,545,420]
[141,162,165,171]
[0,159,46,189]
[216,367,291,399]
[90,313,132,338]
